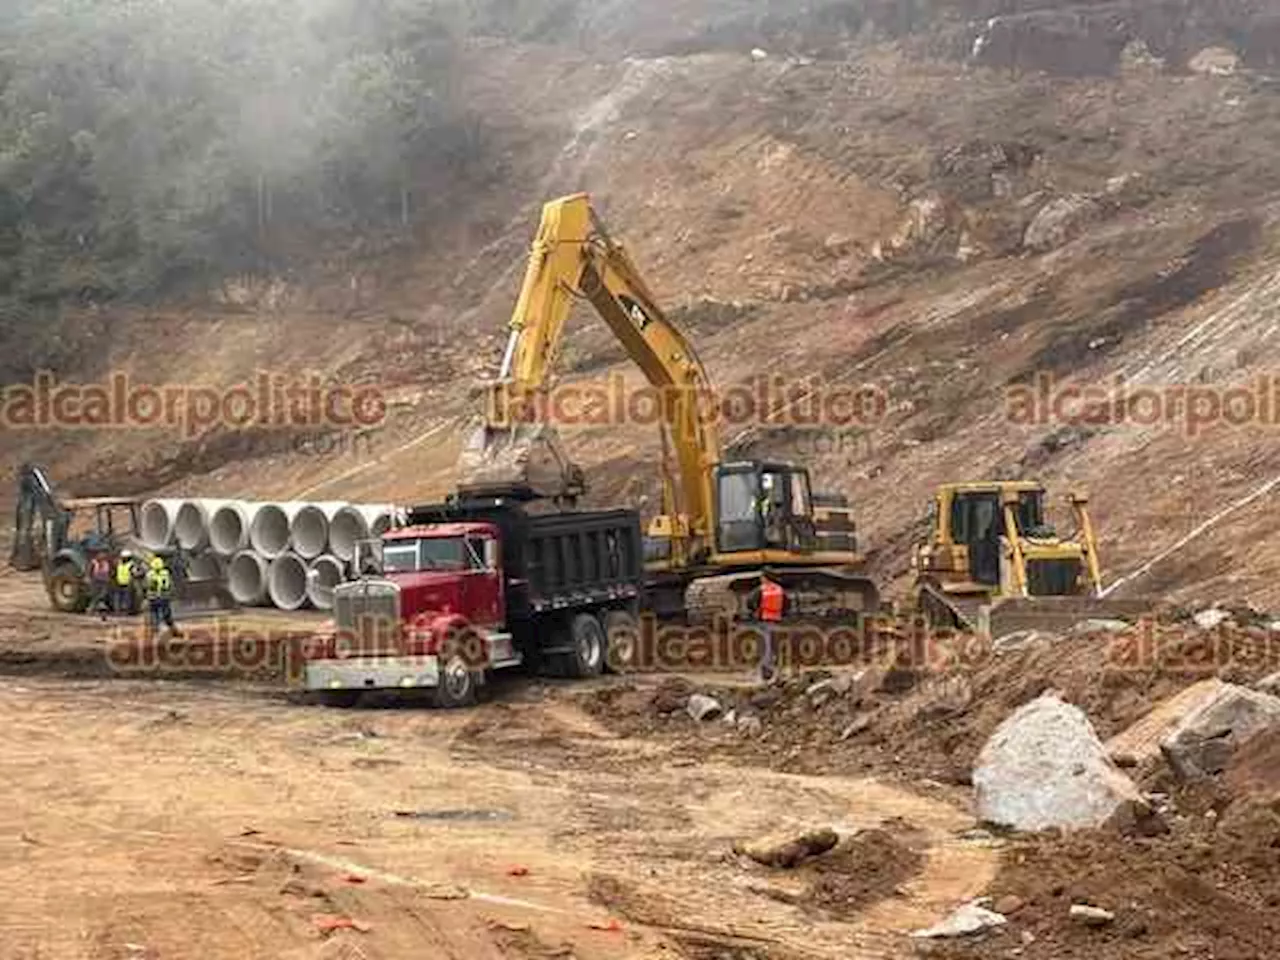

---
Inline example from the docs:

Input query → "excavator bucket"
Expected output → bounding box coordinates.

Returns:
[455,421,586,502]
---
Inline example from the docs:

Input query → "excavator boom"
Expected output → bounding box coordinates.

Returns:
[458,194,717,554]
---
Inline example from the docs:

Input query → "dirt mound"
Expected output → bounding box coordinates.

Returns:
[940,799,1280,960]
[584,620,1280,785]
[800,828,923,918]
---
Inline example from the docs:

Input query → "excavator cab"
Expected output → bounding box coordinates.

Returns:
[714,461,817,554]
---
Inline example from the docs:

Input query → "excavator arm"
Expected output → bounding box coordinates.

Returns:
[458,194,719,563]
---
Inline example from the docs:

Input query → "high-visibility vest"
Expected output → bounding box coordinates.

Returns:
[760,579,785,622]
[115,561,133,587]
[145,569,173,600]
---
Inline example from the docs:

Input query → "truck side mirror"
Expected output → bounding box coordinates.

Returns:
[483,538,499,571]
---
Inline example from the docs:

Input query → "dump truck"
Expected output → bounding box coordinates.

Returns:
[302,495,644,707]
[912,481,1151,637]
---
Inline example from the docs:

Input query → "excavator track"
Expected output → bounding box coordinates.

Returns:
[684,566,881,624]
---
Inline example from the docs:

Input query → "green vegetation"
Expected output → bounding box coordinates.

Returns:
[0,0,530,313]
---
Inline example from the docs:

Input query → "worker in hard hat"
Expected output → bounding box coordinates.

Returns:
[87,551,112,621]
[113,551,136,616]
[144,555,181,638]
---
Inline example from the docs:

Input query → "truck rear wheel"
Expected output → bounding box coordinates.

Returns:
[563,612,605,679]
[48,563,88,614]
[433,655,479,708]
[603,610,639,674]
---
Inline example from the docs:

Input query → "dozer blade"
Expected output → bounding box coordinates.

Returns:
[456,422,586,501]
[940,593,1155,639]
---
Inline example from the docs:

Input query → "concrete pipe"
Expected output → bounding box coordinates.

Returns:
[268,552,310,611]
[186,552,226,584]
[140,499,185,550]
[249,502,306,559]
[209,501,261,557]
[227,550,269,606]
[290,502,349,560]
[174,499,236,552]
[329,504,396,561]
[306,555,346,611]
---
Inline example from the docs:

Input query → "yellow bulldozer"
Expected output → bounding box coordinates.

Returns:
[912,480,1150,637]
[456,193,878,622]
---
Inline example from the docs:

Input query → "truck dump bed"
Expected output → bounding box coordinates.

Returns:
[405,497,643,618]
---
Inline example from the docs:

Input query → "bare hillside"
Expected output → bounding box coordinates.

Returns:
[8,0,1280,604]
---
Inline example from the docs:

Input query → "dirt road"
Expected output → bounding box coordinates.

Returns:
[0,633,993,959]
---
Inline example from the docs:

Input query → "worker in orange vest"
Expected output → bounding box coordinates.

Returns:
[746,569,789,682]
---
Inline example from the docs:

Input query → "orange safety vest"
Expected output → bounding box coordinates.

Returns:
[759,579,785,623]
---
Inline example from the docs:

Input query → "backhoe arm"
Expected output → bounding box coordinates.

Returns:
[11,463,67,571]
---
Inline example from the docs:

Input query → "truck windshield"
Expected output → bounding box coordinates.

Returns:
[381,537,467,573]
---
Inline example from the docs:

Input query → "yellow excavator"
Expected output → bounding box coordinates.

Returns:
[913,481,1151,637]
[457,193,878,621]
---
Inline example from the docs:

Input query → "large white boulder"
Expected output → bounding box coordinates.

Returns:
[974,694,1145,831]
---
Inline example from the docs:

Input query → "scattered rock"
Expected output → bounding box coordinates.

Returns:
[1023,194,1102,252]
[1070,903,1116,926]
[686,694,724,722]
[974,694,1148,831]
[1192,607,1232,630]
[911,901,1008,939]
[840,715,871,740]
[1255,671,1280,696]
[1107,679,1232,767]
[737,713,764,737]
[652,677,694,714]
[1120,39,1165,74]
[750,47,769,61]
[733,827,839,868]
[1189,46,1240,76]
[993,894,1026,916]
[1068,618,1131,635]
[992,629,1055,652]
[1160,682,1280,778]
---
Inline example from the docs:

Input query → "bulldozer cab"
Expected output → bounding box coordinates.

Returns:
[944,485,1049,587]
[714,461,817,554]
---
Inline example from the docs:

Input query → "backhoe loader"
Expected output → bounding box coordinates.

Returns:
[11,463,232,615]
[457,193,878,622]
[912,481,1151,637]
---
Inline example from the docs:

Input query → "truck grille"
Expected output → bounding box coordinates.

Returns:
[1025,558,1082,597]
[333,580,401,654]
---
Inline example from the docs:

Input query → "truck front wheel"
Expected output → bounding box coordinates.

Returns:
[433,655,479,708]
[563,613,606,679]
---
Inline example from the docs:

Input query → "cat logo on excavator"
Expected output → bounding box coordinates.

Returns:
[619,295,652,331]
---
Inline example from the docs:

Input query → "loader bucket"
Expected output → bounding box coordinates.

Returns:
[174,575,237,619]
[455,422,585,501]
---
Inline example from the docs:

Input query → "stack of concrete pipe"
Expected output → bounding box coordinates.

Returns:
[139,498,399,612]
